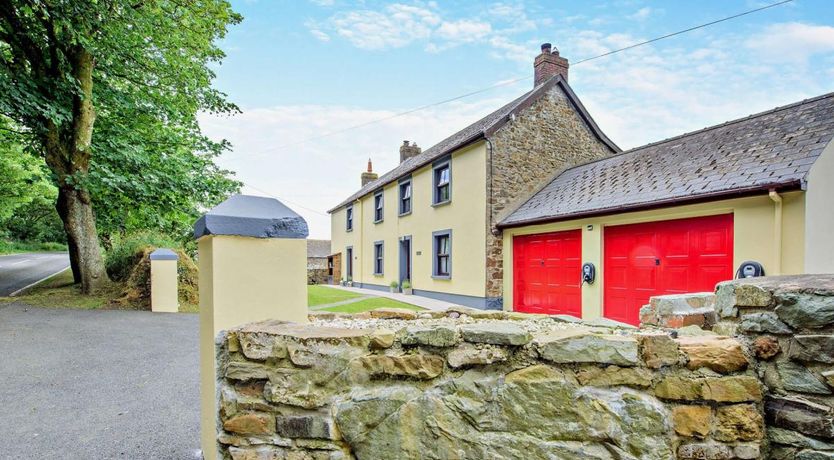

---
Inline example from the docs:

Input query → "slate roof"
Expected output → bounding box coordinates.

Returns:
[328,75,619,213]
[307,239,331,259]
[500,92,834,228]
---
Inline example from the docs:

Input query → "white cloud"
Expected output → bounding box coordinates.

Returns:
[326,4,440,50]
[435,19,492,42]
[628,7,652,21]
[309,0,334,6]
[745,22,834,63]
[309,28,330,42]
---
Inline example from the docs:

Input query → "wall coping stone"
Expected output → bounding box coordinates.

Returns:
[149,248,179,260]
[194,194,309,239]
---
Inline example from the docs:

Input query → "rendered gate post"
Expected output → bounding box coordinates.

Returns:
[194,194,309,460]
[149,248,179,313]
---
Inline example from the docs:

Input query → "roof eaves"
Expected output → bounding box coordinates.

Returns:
[497,180,803,229]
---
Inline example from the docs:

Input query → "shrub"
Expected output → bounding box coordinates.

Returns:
[389,280,399,288]
[401,279,411,289]
[105,231,180,282]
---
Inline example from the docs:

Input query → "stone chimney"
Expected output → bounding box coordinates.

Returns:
[534,42,569,87]
[399,140,421,163]
[361,158,378,187]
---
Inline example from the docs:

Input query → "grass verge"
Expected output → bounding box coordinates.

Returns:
[321,297,425,313]
[0,240,67,255]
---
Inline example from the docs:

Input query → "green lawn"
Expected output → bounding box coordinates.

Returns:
[308,285,424,313]
[0,240,67,255]
[322,297,424,313]
[308,285,363,306]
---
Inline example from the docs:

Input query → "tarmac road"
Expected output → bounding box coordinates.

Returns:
[0,252,70,296]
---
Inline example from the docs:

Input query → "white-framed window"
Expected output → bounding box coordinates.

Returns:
[373,241,384,275]
[373,191,384,223]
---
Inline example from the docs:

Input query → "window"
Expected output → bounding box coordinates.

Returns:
[433,159,451,205]
[373,191,384,223]
[373,241,384,275]
[346,246,353,278]
[432,230,452,278]
[346,206,353,231]
[399,179,412,215]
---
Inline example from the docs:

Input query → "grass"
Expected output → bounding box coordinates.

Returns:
[0,240,67,255]
[322,297,424,313]
[308,284,363,306]
[1,268,198,313]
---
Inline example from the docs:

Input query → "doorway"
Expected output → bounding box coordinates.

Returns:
[399,236,412,290]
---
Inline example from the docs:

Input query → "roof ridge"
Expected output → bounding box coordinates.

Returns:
[543,90,834,173]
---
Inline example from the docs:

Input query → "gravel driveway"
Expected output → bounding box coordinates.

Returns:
[0,303,200,459]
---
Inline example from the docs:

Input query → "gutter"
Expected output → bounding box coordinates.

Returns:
[769,189,783,275]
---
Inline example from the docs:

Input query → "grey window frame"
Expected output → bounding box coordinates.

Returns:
[432,229,452,279]
[373,190,384,223]
[373,241,384,275]
[432,157,452,206]
[346,206,353,232]
[398,177,412,216]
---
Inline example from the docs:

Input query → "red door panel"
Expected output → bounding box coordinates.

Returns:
[514,230,582,316]
[603,214,734,325]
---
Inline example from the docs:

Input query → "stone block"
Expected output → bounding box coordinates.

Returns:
[275,415,335,440]
[239,332,289,361]
[765,395,834,439]
[236,322,371,347]
[824,370,834,389]
[768,427,834,450]
[446,344,509,368]
[534,329,639,366]
[777,361,832,395]
[713,404,764,442]
[732,444,760,459]
[369,328,395,349]
[357,354,444,379]
[671,405,711,438]
[654,375,762,403]
[677,442,733,459]
[753,335,781,360]
[368,308,419,320]
[401,325,458,347]
[637,333,680,369]
[797,451,834,460]
[642,293,716,328]
[775,292,834,329]
[223,412,276,436]
[228,446,289,460]
[676,336,749,373]
[787,335,834,363]
[739,312,794,334]
[459,322,532,346]
[226,361,272,381]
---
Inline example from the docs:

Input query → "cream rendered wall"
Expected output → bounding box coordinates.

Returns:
[502,192,806,318]
[804,140,834,273]
[331,142,488,298]
[331,202,363,282]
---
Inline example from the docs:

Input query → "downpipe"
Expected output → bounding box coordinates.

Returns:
[769,189,783,275]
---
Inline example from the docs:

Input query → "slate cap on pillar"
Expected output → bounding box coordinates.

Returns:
[149,248,179,260]
[194,194,309,239]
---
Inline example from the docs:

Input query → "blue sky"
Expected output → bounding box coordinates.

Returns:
[199,0,834,238]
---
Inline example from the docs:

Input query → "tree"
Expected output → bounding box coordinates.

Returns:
[0,1,241,293]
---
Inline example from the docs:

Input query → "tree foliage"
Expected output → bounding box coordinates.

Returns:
[0,0,242,291]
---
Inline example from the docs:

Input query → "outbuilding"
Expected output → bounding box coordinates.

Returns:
[498,93,834,324]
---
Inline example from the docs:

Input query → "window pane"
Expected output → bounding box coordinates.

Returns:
[376,196,383,210]
[403,184,411,199]
[439,185,449,202]
[438,167,450,185]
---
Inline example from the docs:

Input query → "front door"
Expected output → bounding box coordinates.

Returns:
[331,253,341,284]
[399,236,412,289]
[345,247,353,280]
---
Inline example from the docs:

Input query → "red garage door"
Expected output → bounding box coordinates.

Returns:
[604,214,734,325]
[513,230,582,316]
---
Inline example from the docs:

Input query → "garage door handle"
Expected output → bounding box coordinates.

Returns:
[655,258,661,266]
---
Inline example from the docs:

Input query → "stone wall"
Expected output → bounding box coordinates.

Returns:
[485,85,615,307]
[213,277,834,460]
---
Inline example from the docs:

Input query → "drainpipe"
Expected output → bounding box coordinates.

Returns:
[769,189,783,275]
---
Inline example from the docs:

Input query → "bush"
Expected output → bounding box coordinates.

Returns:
[105,231,181,282]
[0,239,67,254]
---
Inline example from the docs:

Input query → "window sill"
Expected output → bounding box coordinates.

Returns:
[373,219,384,224]
[346,229,353,233]
[399,211,412,217]
[373,273,383,277]
[431,275,452,280]
[431,200,451,208]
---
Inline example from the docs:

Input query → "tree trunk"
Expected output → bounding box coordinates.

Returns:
[57,187,107,293]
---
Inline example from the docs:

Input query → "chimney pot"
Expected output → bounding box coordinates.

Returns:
[541,43,552,54]
[361,158,378,187]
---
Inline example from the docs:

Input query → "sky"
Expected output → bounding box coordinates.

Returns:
[199,0,834,239]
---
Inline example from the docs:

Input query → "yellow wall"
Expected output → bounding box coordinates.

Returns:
[502,192,806,317]
[804,139,834,273]
[331,142,487,298]
[150,259,178,313]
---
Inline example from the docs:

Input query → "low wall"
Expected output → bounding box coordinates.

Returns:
[213,275,833,460]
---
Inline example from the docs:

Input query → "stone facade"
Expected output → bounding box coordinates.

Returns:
[214,275,834,459]
[485,85,615,307]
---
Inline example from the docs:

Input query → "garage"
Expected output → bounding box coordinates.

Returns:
[513,229,582,316]
[603,214,734,325]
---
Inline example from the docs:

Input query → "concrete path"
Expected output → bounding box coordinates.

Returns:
[0,303,200,460]
[328,285,458,311]
[0,252,70,296]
